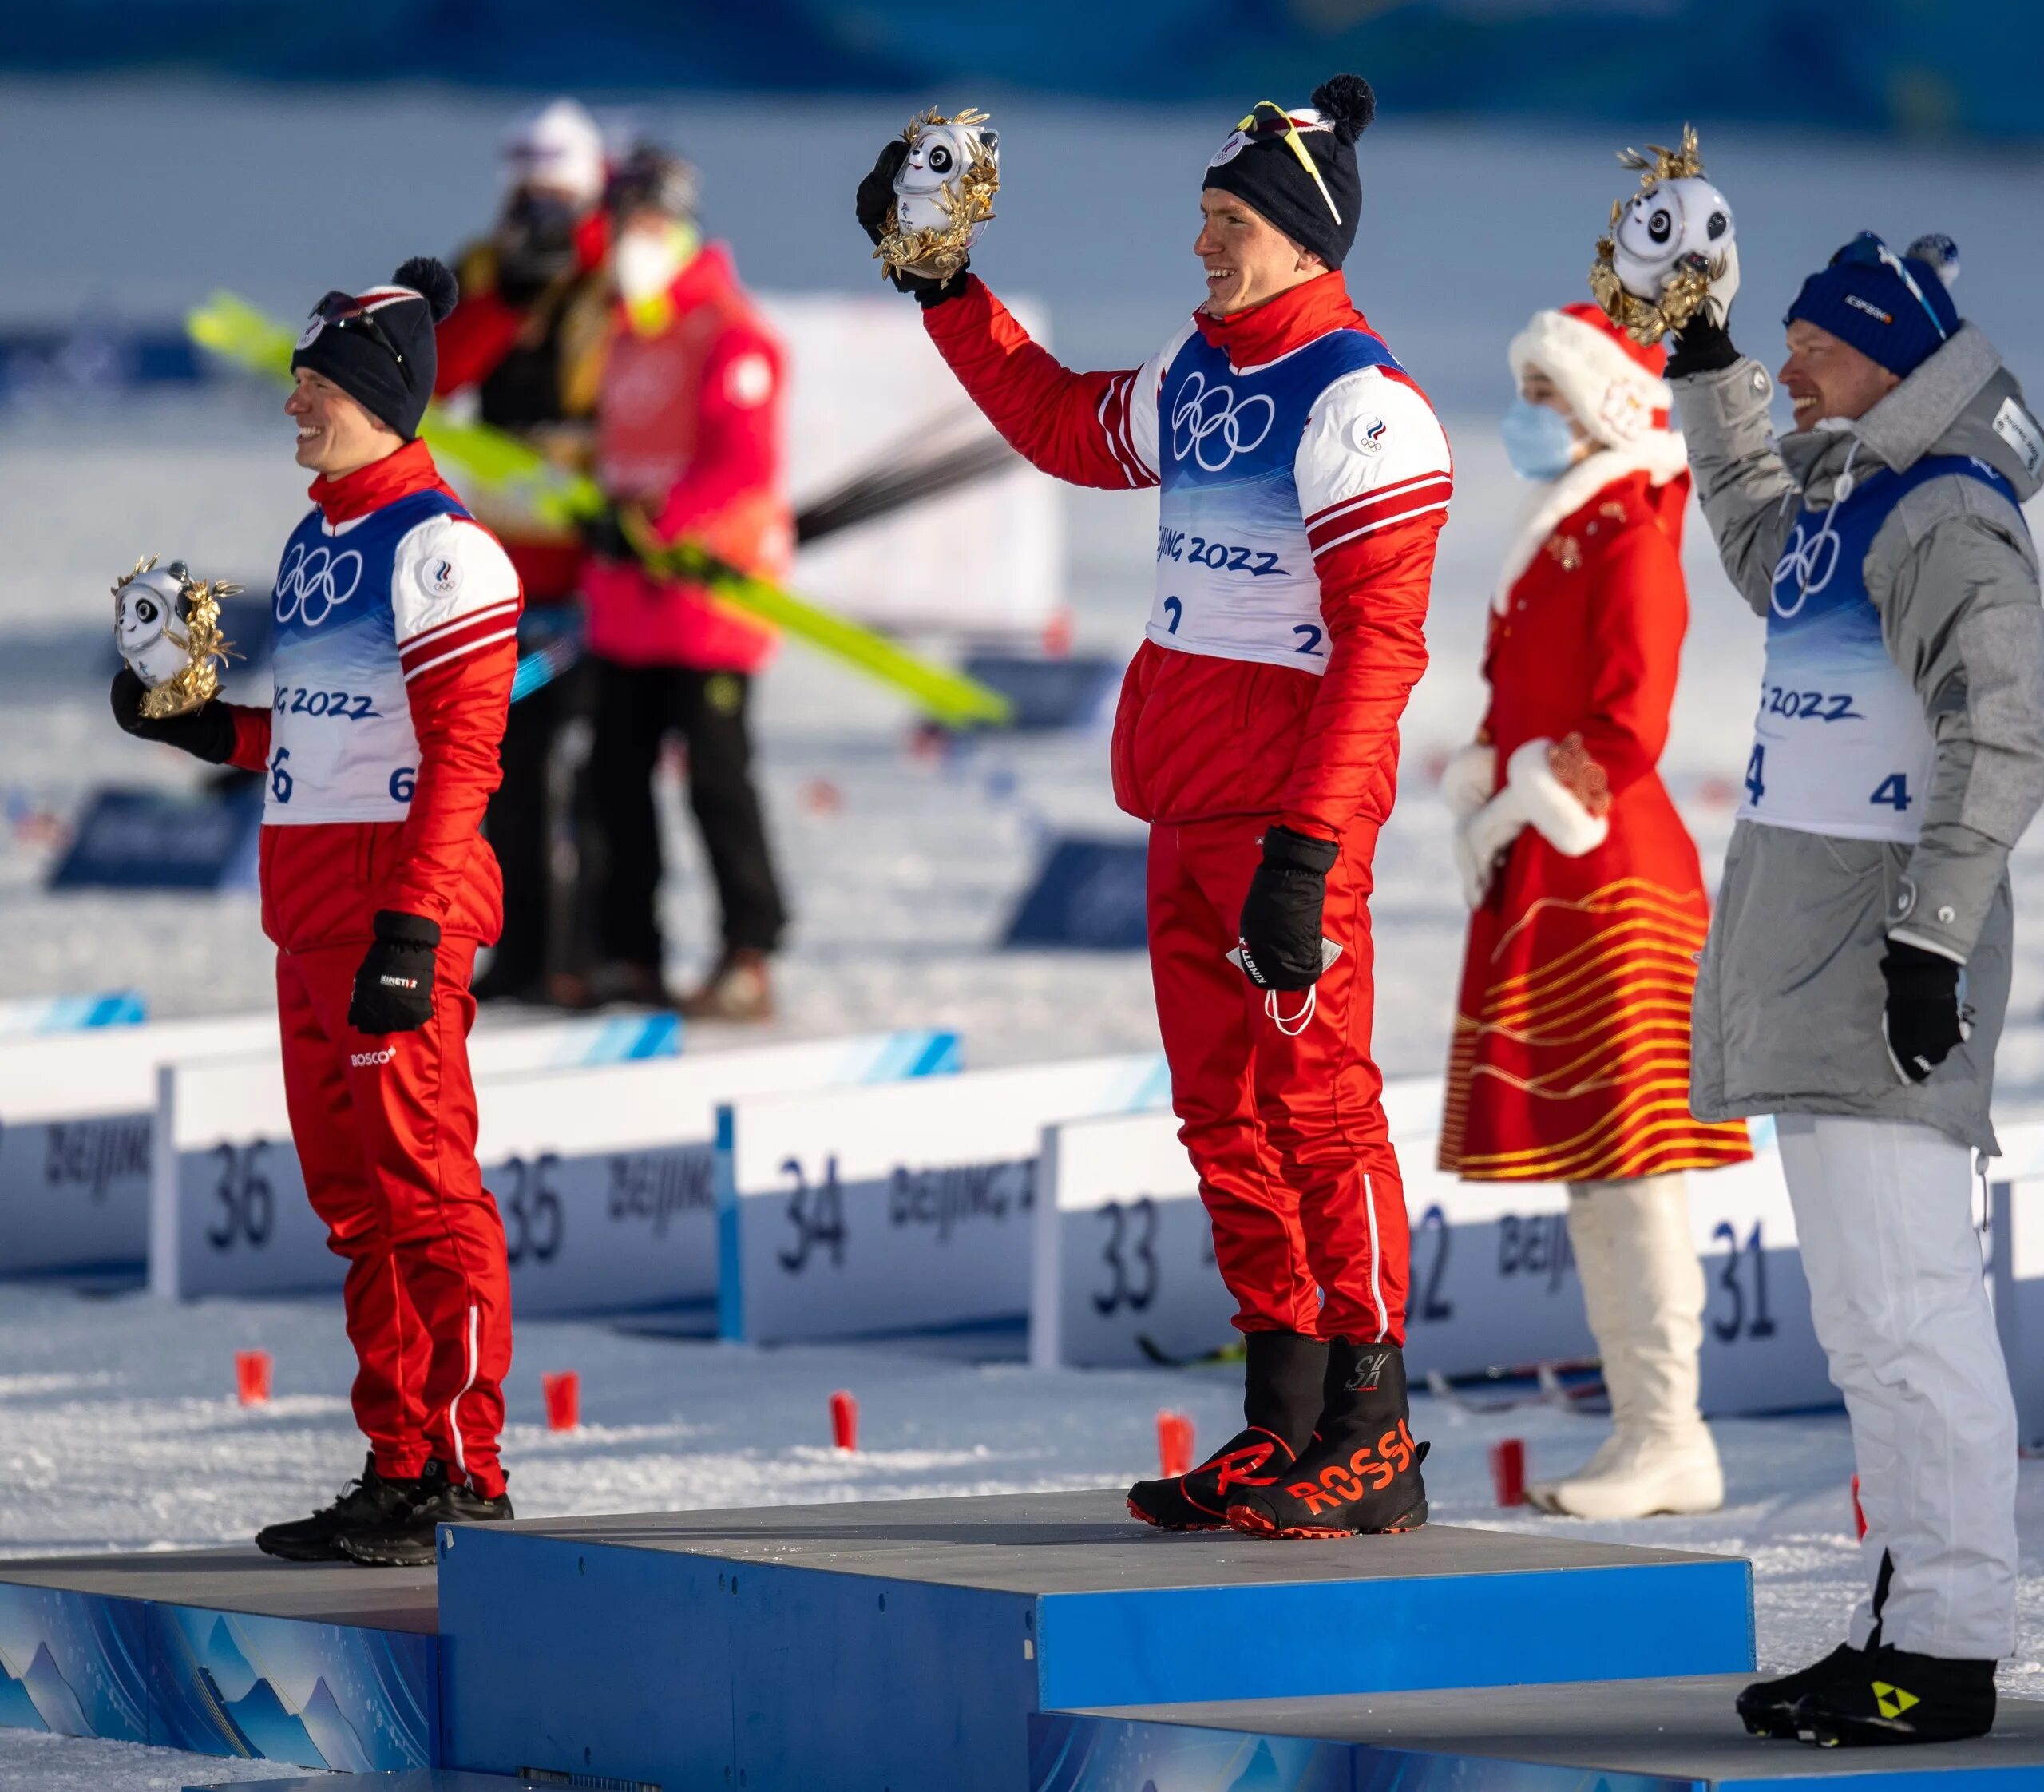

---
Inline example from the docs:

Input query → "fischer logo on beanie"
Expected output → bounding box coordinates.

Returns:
[290,256,459,441]
[1785,232,1960,380]
[1202,74,1373,271]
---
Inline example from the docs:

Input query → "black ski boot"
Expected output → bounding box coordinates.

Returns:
[255,1454,421,1563]
[1793,1646,1996,1747]
[1226,1341,1428,1538]
[1737,1643,1866,1738]
[339,1458,513,1568]
[1128,1331,1326,1531]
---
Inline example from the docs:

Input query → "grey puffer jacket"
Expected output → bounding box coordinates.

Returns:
[1674,323,2044,1152]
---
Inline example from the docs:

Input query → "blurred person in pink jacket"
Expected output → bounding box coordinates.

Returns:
[578,145,793,1020]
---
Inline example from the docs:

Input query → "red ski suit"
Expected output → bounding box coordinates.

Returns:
[583,244,791,674]
[924,273,1452,1343]
[224,441,521,1496]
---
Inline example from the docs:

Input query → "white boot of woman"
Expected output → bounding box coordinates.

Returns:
[1526,1173,1724,1518]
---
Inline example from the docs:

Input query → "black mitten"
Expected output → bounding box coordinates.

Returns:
[1880,938,1966,1083]
[854,139,969,307]
[1238,827,1338,993]
[109,670,236,763]
[348,910,441,1035]
[1664,314,1741,379]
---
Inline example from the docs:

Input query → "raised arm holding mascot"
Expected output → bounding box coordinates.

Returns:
[859,77,1453,1540]
[1640,186,2044,1745]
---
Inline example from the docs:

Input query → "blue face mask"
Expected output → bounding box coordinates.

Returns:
[1501,396,1579,482]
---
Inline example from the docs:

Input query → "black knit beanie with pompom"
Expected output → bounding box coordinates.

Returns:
[289,256,459,441]
[1202,75,1374,269]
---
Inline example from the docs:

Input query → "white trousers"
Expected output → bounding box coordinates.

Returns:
[1775,1112,2017,1659]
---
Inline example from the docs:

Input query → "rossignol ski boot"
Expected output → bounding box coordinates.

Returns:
[1127,1331,1326,1531]
[1226,1340,1428,1538]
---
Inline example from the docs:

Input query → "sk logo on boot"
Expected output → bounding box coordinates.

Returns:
[1872,1682,1919,1720]
[1343,1350,1392,1394]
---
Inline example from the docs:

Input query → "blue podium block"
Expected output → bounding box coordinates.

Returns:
[436,1489,1753,1792]
[1032,1676,2044,1790]
[0,1548,437,1773]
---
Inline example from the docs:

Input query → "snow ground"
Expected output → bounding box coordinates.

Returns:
[3,79,2044,1788]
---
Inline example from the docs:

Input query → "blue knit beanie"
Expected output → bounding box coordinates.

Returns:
[1785,232,1960,379]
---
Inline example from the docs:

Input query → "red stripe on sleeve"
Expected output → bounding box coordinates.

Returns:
[401,609,521,680]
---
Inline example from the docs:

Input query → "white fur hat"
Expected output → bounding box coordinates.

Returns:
[1507,302,1674,450]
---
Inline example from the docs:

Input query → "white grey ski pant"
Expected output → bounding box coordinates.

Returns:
[1775,1112,2017,1659]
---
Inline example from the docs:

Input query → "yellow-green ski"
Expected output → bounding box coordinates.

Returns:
[186,291,1013,727]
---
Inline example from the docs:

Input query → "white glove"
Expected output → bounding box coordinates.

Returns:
[1667,236,1739,331]
[1440,743,1497,822]
[1695,236,1739,328]
[1455,787,1527,909]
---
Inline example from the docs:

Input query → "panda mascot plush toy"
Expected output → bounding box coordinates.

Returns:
[874,107,1000,285]
[1589,125,1735,344]
[113,556,236,719]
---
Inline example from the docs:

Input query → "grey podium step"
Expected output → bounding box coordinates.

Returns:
[1045,1673,2044,1787]
[0,1544,435,1631]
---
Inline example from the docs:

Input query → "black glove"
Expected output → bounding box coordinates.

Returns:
[578,502,636,563]
[109,669,235,763]
[854,139,969,308]
[348,910,441,1035]
[1880,938,1967,1083]
[1663,313,1741,379]
[1238,826,1339,993]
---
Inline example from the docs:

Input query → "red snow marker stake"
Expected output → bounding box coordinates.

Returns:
[1157,1411,1194,1480]
[1490,1437,1527,1507]
[1850,1473,1867,1540]
[236,1350,271,1406]
[542,1371,580,1433]
[830,1390,858,1452]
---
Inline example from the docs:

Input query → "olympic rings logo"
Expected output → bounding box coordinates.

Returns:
[1769,515,1841,619]
[1170,372,1276,472]
[274,544,364,628]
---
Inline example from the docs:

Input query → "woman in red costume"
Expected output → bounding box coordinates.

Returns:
[1438,302,1750,1519]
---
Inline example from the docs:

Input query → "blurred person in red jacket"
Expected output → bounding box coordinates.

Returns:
[1437,303,1752,1520]
[577,144,793,1020]
[112,260,519,1567]
[434,98,614,1004]
[857,78,1451,1538]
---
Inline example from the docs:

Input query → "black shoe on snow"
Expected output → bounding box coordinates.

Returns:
[255,1454,421,1563]
[1127,1330,1327,1531]
[1227,1342,1429,1539]
[1130,1427,1303,1530]
[1736,1643,1866,1738]
[339,1458,513,1568]
[1791,1646,1996,1748]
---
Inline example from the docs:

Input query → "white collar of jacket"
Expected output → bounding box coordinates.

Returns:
[1492,433,1690,613]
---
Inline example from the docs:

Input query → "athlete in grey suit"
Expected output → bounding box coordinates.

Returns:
[1666,231,2043,1745]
